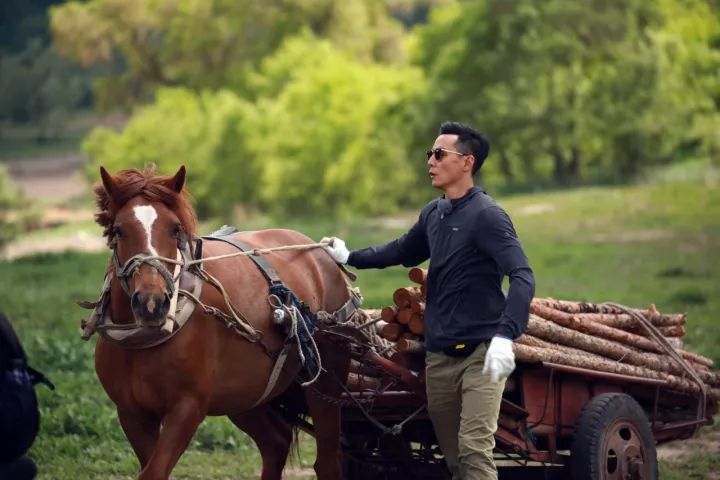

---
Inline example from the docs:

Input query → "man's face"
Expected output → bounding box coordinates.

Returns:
[427,134,473,190]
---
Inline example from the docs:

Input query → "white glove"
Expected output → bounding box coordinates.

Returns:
[482,336,515,383]
[320,236,349,264]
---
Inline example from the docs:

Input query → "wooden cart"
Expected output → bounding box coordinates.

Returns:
[339,350,717,480]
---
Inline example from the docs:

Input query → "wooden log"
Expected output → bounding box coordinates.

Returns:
[531,304,713,368]
[346,372,382,390]
[396,307,414,325]
[381,323,403,342]
[410,300,425,315]
[526,316,720,387]
[393,287,423,308]
[573,312,687,330]
[629,325,686,338]
[372,319,389,336]
[381,306,398,323]
[519,332,708,374]
[397,338,425,354]
[513,342,720,401]
[408,267,428,286]
[420,283,427,298]
[349,359,382,376]
[390,351,425,373]
[533,298,686,326]
[408,313,425,336]
[531,304,661,349]
[359,308,382,319]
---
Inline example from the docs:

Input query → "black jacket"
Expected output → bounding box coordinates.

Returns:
[348,187,535,352]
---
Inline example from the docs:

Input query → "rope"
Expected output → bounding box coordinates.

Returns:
[110,240,331,288]
[268,294,323,387]
[178,289,259,343]
[331,367,426,436]
[602,302,708,425]
[185,241,331,267]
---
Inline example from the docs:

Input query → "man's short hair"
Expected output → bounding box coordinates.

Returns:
[439,122,490,175]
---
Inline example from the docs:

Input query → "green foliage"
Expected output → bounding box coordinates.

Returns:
[83,88,257,219]
[411,0,720,187]
[0,39,89,139]
[50,0,411,109]
[249,35,423,217]
[0,164,28,247]
[83,35,424,219]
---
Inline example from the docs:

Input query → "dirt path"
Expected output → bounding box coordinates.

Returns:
[2,154,105,260]
[4,154,87,201]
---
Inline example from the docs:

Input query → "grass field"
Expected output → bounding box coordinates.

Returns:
[0,179,718,478]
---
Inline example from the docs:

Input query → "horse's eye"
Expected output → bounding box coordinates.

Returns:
[113,226,123,238]
[171,224,182,237]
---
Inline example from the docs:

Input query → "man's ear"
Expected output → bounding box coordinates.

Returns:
[465,154,476,173]
[100,166,116,197]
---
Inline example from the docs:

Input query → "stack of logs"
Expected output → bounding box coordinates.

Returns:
[376,267,428,355]
[350,268,720,400]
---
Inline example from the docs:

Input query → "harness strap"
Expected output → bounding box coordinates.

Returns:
[253,345,292,408]
[203,233,282,285]
[317,285,363,325]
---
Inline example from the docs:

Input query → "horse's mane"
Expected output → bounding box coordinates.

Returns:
[94,165,198,245]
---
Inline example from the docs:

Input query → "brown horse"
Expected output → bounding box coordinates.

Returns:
[91,165,354,479]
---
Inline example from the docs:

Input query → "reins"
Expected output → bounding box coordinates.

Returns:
[122,240,334,272]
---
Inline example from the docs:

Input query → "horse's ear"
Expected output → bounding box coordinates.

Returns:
[166,165,186,193]
[100,166,117,197]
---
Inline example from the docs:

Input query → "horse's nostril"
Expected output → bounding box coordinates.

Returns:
[131,293,143,313]
[162,295,171,313]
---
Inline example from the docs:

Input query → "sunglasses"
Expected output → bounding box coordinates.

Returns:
[426,147,468,161]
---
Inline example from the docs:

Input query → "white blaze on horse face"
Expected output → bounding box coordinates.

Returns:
[133,205,159,256]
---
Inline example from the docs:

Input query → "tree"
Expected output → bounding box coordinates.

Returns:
[412,0,720,186]
[0,39,87,140]
[50,0,414,109]
[83,88,257,219]
[247,34,423,217]
[82,34,424,219]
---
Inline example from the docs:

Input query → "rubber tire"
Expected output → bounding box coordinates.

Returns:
[570,393,658,480]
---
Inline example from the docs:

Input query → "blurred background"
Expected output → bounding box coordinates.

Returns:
[0,0,719,478]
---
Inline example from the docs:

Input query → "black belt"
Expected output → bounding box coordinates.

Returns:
[442,341,484,358]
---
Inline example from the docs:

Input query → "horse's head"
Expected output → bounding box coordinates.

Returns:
[95,165,197,327]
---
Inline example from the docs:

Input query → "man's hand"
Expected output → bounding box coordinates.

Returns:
[320,237,349,264]
[482,336,515,383]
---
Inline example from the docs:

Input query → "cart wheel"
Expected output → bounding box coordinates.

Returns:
[570,393,657,480]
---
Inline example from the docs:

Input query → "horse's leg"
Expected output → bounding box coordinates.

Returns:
[228,405,292,480]
[305,388,343,480]
[304,344,350,480]
[117,407,160,468]
[138,397,205,480]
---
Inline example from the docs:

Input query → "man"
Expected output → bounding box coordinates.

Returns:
[322,121,535,479]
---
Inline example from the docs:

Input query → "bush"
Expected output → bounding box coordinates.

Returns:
[0,165,27,249]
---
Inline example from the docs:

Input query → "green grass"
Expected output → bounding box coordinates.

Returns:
[0,180,718,478]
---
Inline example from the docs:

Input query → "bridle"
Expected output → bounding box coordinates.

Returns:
[110,234,192,300]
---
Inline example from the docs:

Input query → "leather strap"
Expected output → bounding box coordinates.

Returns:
[203,234,282,285]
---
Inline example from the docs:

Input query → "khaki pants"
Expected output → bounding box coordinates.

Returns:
[426,343,506,480]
